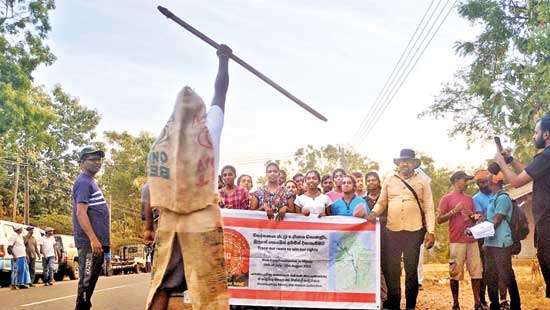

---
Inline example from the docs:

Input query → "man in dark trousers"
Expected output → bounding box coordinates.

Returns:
[72,146,109,310]
[494,113,550,299]
[367,149,436,310]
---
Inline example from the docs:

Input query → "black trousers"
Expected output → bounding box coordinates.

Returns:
[383,229,425,310]
[27,257,36,283]
[536,223,550,298]
[477,239,487,303]
[75,246,108,310]
[485,246,521,310]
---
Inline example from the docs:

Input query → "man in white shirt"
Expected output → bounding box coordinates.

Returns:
[8,225,31,290]
[40,227,57,286]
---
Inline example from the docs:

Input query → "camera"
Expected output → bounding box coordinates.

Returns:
[487,136,514,174]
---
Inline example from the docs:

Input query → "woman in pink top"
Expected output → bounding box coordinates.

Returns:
[327,168,346,202]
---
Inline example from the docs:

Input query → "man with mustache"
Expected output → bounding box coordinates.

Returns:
[367,149,435,310]
[72,146,109,310]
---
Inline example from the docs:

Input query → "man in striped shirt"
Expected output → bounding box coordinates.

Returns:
[72,146,110,310]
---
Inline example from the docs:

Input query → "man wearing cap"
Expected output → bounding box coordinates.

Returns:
[40,227,57,286]
[24,226,41,286]
[72,146,110,309]
[367,149,435,310]
[437,171,484,310]
[484,173,521,309]
[493,113,550,298]
[8,225,31,289]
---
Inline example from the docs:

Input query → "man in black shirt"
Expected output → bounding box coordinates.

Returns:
[494,113,550,298]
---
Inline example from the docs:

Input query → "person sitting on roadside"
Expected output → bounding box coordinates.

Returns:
[294,170,332,217]
[219,165,249,210]
[329,175,369,218]
[250,162,295,221]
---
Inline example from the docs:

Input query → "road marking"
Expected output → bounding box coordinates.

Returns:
[19,284,135,307]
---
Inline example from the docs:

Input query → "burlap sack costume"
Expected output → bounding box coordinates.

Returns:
[145,86,229,310]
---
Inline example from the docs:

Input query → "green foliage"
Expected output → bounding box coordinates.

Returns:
[420,0,550,158]
[30,214,73,235]
[99,131,155,249]
[291,144,379,176]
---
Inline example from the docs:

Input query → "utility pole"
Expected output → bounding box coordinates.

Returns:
[24,161,30,225]
[11,160,20,222]
[338,145,348,171]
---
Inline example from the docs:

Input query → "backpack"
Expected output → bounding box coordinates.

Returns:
[495,192,530,255]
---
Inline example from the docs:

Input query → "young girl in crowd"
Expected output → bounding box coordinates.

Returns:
[329,174,369,218]
[219,165,250,210]
[327,168,346,201]
[250,162,294,220]
[237,174,253,192]
[294,170,332,217]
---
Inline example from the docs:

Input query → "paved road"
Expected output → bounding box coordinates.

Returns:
[0,273,150,310]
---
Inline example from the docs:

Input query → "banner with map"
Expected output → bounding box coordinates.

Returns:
[222,208,381,309]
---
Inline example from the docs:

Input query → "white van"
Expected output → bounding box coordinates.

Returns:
[0,220,58,286]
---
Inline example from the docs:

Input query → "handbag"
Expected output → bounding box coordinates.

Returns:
[395,175,427,233]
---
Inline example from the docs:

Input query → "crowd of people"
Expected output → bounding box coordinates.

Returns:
[65,42,549,310]
[5,226,59,290]
[212,139,547,310]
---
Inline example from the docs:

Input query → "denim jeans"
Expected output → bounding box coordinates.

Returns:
[43,256,55,284]
[75,247,108,310]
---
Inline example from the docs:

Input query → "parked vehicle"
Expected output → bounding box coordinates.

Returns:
[107,244,147,276]
[54,234,79,281]
[0,220,58,286]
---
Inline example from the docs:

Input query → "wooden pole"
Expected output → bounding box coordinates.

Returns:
[11,161,19,222]
[157,6,328,122]
[24,162,29,225]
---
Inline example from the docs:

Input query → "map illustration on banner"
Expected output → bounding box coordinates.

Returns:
[221,209,381,309]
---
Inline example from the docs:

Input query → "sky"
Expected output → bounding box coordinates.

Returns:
[33,0,499,181]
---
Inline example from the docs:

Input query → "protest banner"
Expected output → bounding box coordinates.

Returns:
[222,209,381,309]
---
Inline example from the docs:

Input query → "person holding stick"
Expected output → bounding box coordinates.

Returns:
[145,44,232,310]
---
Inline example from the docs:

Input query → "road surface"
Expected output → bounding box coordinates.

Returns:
[0,273,150,310]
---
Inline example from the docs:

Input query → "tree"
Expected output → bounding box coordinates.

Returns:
[99,131,155,249]
[0,1,101,218]
[291,144,379,176]
[254,145,379,187]
[420,0,549,159]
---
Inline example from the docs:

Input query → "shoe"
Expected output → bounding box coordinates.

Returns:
[18,285,29,289]
[48,282,54,286]
[500,301,510,310]
[10,285,18,290]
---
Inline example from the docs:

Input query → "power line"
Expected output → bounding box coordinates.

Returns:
[357,0,457,147]
[351,0,439,142]
[352,0,456,146]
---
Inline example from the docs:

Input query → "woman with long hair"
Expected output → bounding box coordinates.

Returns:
[250,162,295,220]
[294,170,332,217]
[219,165,249,209]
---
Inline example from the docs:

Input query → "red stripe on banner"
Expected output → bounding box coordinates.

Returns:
[223,217,375,231]
[229,288,376,303]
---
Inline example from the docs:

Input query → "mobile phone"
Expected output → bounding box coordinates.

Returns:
[494,136,503,152]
